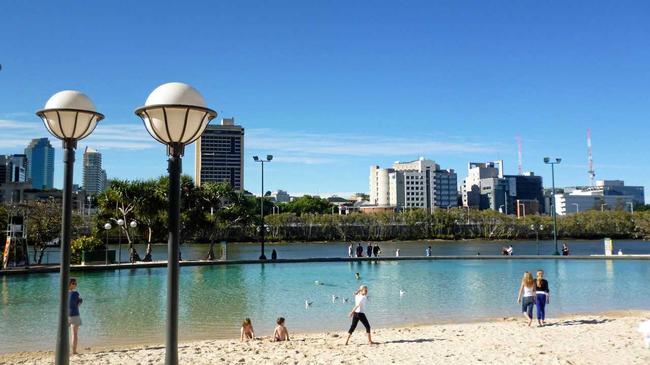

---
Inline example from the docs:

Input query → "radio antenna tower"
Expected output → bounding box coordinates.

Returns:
[516,135,523,175]
[587,128,595,186]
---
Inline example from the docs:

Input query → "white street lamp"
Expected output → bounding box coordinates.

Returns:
[104,223,112,265]
[135,82,216,365]
[36,90,103,365]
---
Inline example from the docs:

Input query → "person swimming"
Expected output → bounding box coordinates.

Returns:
[355,273,361,280]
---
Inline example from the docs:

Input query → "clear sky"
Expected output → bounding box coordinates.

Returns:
[1,1,649,199]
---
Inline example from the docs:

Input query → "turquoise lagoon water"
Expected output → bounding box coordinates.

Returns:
[1,259,650,353]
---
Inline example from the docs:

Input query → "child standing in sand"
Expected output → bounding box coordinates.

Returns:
[273,317,290,341]
[240,318,255,341]
[69,278,83,355]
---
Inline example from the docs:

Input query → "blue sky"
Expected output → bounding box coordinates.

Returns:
[1,1,649,199]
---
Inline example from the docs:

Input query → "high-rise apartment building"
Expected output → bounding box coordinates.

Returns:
[370,157,458,211]
[195,118,244,189]
[83,147,107,195]
[0,156,7,185]
[7,154,28,183]
[24,138,55,189]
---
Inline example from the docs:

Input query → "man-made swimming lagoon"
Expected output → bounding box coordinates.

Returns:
[1,257,649,353]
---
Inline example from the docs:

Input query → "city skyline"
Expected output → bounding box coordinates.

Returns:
[1,1,650,200]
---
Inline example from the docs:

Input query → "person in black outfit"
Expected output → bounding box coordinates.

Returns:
[534,270,550,326]
[356,243,363,257]
[366,243,373,258]
[271,249,277,260]
[372,244,380,257]
[562,243,570,256]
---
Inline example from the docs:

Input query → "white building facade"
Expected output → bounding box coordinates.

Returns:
[369,157,458,211]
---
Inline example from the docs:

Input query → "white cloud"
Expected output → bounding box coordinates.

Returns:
[0,118,157,151]
[246,129,498,165]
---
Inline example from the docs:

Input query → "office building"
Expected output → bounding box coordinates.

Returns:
[24,138,55,189]
[369,157,458,211]
[7,154,28,183]
[461,161,503,208]
[83,147,107,195]
[504,173,544,215]
[270,190,291,203]
[195,118,244,190]
[555,180,644,215]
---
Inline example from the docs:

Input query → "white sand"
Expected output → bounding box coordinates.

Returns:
[3,312,649,365]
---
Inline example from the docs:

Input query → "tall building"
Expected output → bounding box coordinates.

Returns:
[369,157,458,211]
[7,154,28,183]
[0,156,7,185]
[195,118,244,189]
[24,138,55,189]
[461,161,503,208]
[83,146,107,195]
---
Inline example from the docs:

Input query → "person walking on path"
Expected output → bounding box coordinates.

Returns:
[356,243,364,258]
[366,243,373,258]
[562,243,570,256]
[517,271,536,326]
[535,270,550,326]
[372,244,380,257]
[425,246,432,257]
[345,285,376,345]
[68,278,83,355]
[348,243,353,258]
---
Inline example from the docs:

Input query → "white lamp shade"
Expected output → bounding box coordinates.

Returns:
[117,219,124,226]
[135,82,216,145]
[104,223,112,230]
[36,90,104,140]
[130,221,137,228]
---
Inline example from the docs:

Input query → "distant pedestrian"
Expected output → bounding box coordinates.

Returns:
[69,278,83,355]
[356,243,364,258]
[271,249,277,260]
[517,271,536,326]
[562,243,570,256]
[348,244,353,258]
[366,243,373,258]
[506,245,513,256]
[425,246,432,257]
[395,249,400,257]
[345,285,376,345]
[618,249,624,256]
[372,244,380,257]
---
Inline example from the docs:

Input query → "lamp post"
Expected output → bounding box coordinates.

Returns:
[129,220,138,263]
[104,223,112,264]
[135,82,216,365]
[253,155,273,260]
[572,203,579,213]
[601,203,607,212]
[116,219,124,264]
[544,157,561,255]
[36,90,103,365]
[530,224,544,255]
[627,202,634,214]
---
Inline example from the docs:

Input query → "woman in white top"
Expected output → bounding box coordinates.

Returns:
[345,285,376,345]
[516,271,536,326]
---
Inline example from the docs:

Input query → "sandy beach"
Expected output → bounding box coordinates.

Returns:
[2,311,649,365]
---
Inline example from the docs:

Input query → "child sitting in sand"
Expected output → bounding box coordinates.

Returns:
[273,317,290,341]
[240,318,255,341]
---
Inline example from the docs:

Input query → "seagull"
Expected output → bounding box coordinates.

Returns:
[314,280,322,285]
[305,300,313,308]
[331,294,338,303]
[399,289,406,297]
[343,298,349,303]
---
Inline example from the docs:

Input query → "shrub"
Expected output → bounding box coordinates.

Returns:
[71,235,103,264]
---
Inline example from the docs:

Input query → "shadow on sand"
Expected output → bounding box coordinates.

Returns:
[545,318,613,327]
[380,338,442,344]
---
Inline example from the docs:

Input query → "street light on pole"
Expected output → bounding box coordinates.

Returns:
[104,223,112,265]
[253,155,273,260]
[135,82,216,365]
[626,202,634,214]
[601,203,607,212]
[572,203,579,213]
[543,157,562,255]
[116,219,124,264]
[36,90,103,365]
